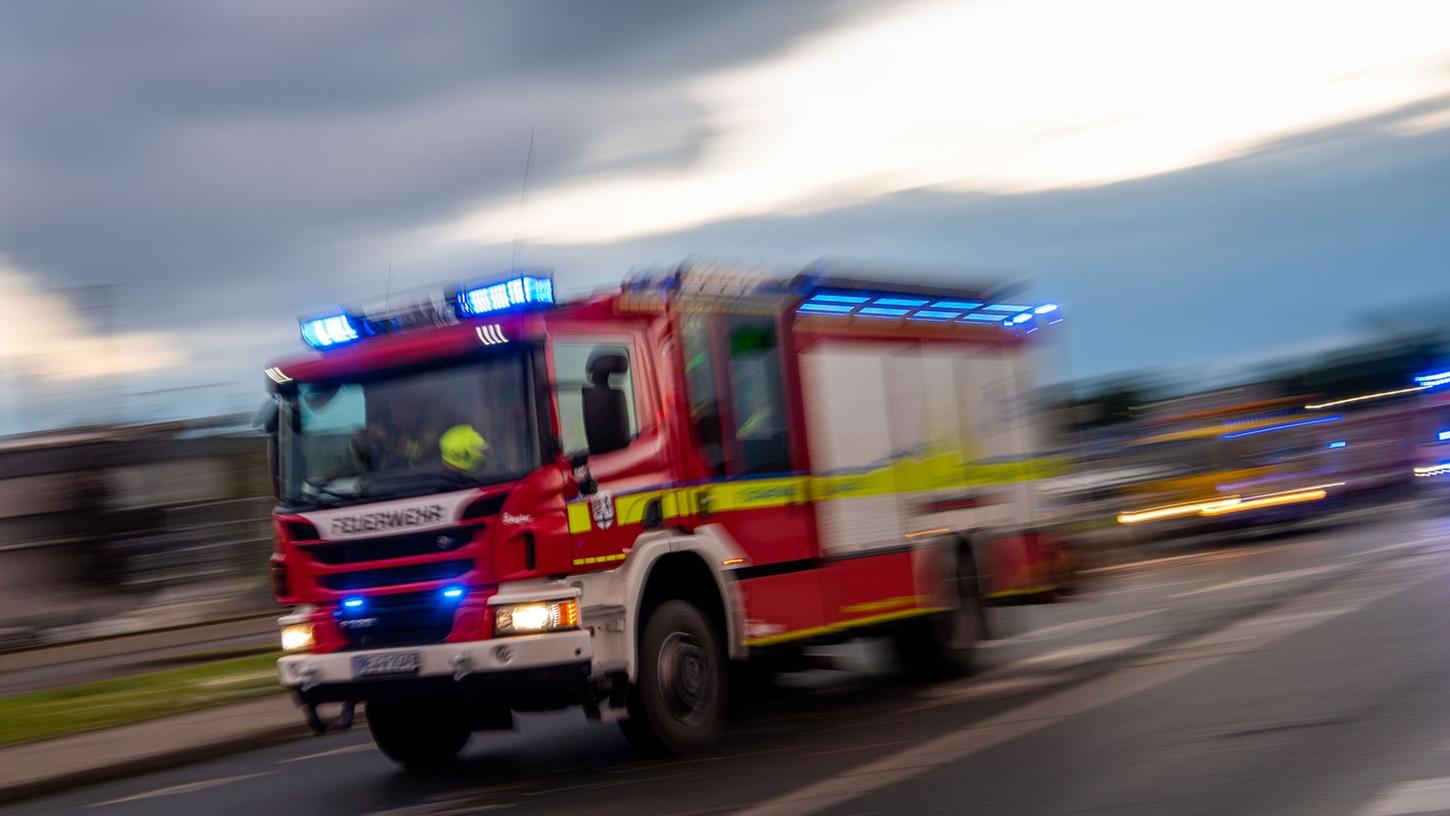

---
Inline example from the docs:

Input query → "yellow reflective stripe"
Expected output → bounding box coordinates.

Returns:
[986,586,1056,599]
[743,605,951,647]
[567,503,592,534]
[839,594,931,614]
[560,455,1064,535]
[707,477,807,511]
[571,552,628,566]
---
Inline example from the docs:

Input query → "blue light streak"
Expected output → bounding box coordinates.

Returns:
[1221,415,1342,439]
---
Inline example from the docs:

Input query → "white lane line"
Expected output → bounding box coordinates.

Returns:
[1173,565,1337,598]
[1339,536,1445,560]
[991,610,1160,644]
[88,772,272,807]
[1360,777,1450,815]
[734,573,1418,816]
[277,741,373,763]
[1010,636,1157,669]
[911,674,1062,710]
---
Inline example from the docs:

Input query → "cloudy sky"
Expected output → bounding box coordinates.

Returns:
[2,0,1448,432]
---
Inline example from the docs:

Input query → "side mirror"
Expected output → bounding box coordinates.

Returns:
[254,400,281,499]
[581,352,631,456]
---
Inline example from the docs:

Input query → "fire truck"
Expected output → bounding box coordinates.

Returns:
[262,261,1070,769]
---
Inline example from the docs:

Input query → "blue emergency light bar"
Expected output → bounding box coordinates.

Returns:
[1415,369,1450,388]
[298,272,557,352]
[456,274,554,318]
[300,313,363,350]
[795,287,1060,329]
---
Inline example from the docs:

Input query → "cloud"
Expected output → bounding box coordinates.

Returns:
[443,0,1450,245]
[0,256,187,381]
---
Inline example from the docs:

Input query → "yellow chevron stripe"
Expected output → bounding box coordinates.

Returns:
[743,605,952,647]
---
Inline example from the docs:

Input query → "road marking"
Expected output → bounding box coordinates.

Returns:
[88,772,272,807]
[1360,777,1450,815]
[1339,536,1444,560]
[1010,636,1157,669]
[277,741,373,763]
[911,674,1062,709]
[1173,565,1337,598]
[991,610,1159,644]
[734,573,1417,816]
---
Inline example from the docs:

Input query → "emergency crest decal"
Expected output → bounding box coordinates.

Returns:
[590,492,616,530]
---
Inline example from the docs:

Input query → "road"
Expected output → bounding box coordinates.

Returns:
[7,505,1450,816]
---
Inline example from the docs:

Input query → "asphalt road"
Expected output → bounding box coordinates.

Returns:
[8,506,1450,816]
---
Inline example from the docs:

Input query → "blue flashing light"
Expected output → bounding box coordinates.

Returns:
[981,303,1031,313]
[1222,415,1342,439]
[858,307,911,318]
[912,310,961,320]
[932,300,983,310]
[960,312,1008,322]
[873,297,930,308]
[1034,304,1059,315]
[810,293,871,304]
[457,274,555,317]
[441,586,465,600]
[1009,313,1034,325]
[300,313,362,350]
[342,596,365,609]
[1328,440,1347,449]
[1438,430,1450,442]
[1417,370,1450,388]
[799,302,856,314]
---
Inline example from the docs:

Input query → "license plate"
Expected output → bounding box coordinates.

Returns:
[352,652,420,678]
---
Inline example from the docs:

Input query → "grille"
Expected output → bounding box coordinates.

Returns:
[320,559,473,591]
[334,591,457,650]
[304,526,478,565]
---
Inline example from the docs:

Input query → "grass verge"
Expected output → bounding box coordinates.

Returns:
[0,651,283,748]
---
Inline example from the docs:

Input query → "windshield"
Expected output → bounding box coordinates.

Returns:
[279,353,539,508]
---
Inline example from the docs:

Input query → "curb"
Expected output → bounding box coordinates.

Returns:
[0,722,314,806]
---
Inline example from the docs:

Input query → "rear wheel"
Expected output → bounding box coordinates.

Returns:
[894,548,985,678]
[620,600,727,755]
[366,697,471,771]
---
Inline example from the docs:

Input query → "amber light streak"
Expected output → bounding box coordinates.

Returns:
[1197,489,1326,516]
[1117,499,1241,525]
[1119,483,1344,524]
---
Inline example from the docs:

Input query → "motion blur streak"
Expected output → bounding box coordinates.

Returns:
[1116,499,1241,525]
[1305,385,1429,409]
[1196,488,1327,516]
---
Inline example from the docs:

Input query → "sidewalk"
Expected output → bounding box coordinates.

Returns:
[0,695,313,805]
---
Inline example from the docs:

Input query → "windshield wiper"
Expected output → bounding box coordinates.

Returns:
[361,470,474,499]
[300,480,364,508]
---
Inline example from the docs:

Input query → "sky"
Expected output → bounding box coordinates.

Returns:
[1,0,1448,433]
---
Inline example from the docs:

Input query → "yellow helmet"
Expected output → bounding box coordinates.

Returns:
[439,425,488,471]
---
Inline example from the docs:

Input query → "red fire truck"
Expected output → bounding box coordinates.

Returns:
[262,262,1070,769]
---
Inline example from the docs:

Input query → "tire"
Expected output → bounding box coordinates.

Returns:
[366,697,471,771]
[894,548,985,678]
[620,600,727,755]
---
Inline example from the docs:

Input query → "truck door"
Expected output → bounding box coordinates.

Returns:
[681,314,816,565]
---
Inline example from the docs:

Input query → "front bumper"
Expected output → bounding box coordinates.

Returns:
[278,629,592,702]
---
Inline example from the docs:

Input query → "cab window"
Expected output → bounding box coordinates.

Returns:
[552,340,638,455]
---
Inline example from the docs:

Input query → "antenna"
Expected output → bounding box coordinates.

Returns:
[385,263,394,310]
[510,126,535,273]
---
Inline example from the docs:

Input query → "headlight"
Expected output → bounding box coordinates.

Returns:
[281,623,315,652]
[494,599,580,636]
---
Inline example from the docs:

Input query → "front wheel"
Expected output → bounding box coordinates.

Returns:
[620,600,727,755]
[894,549,985,678]
[366,697,471,771]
